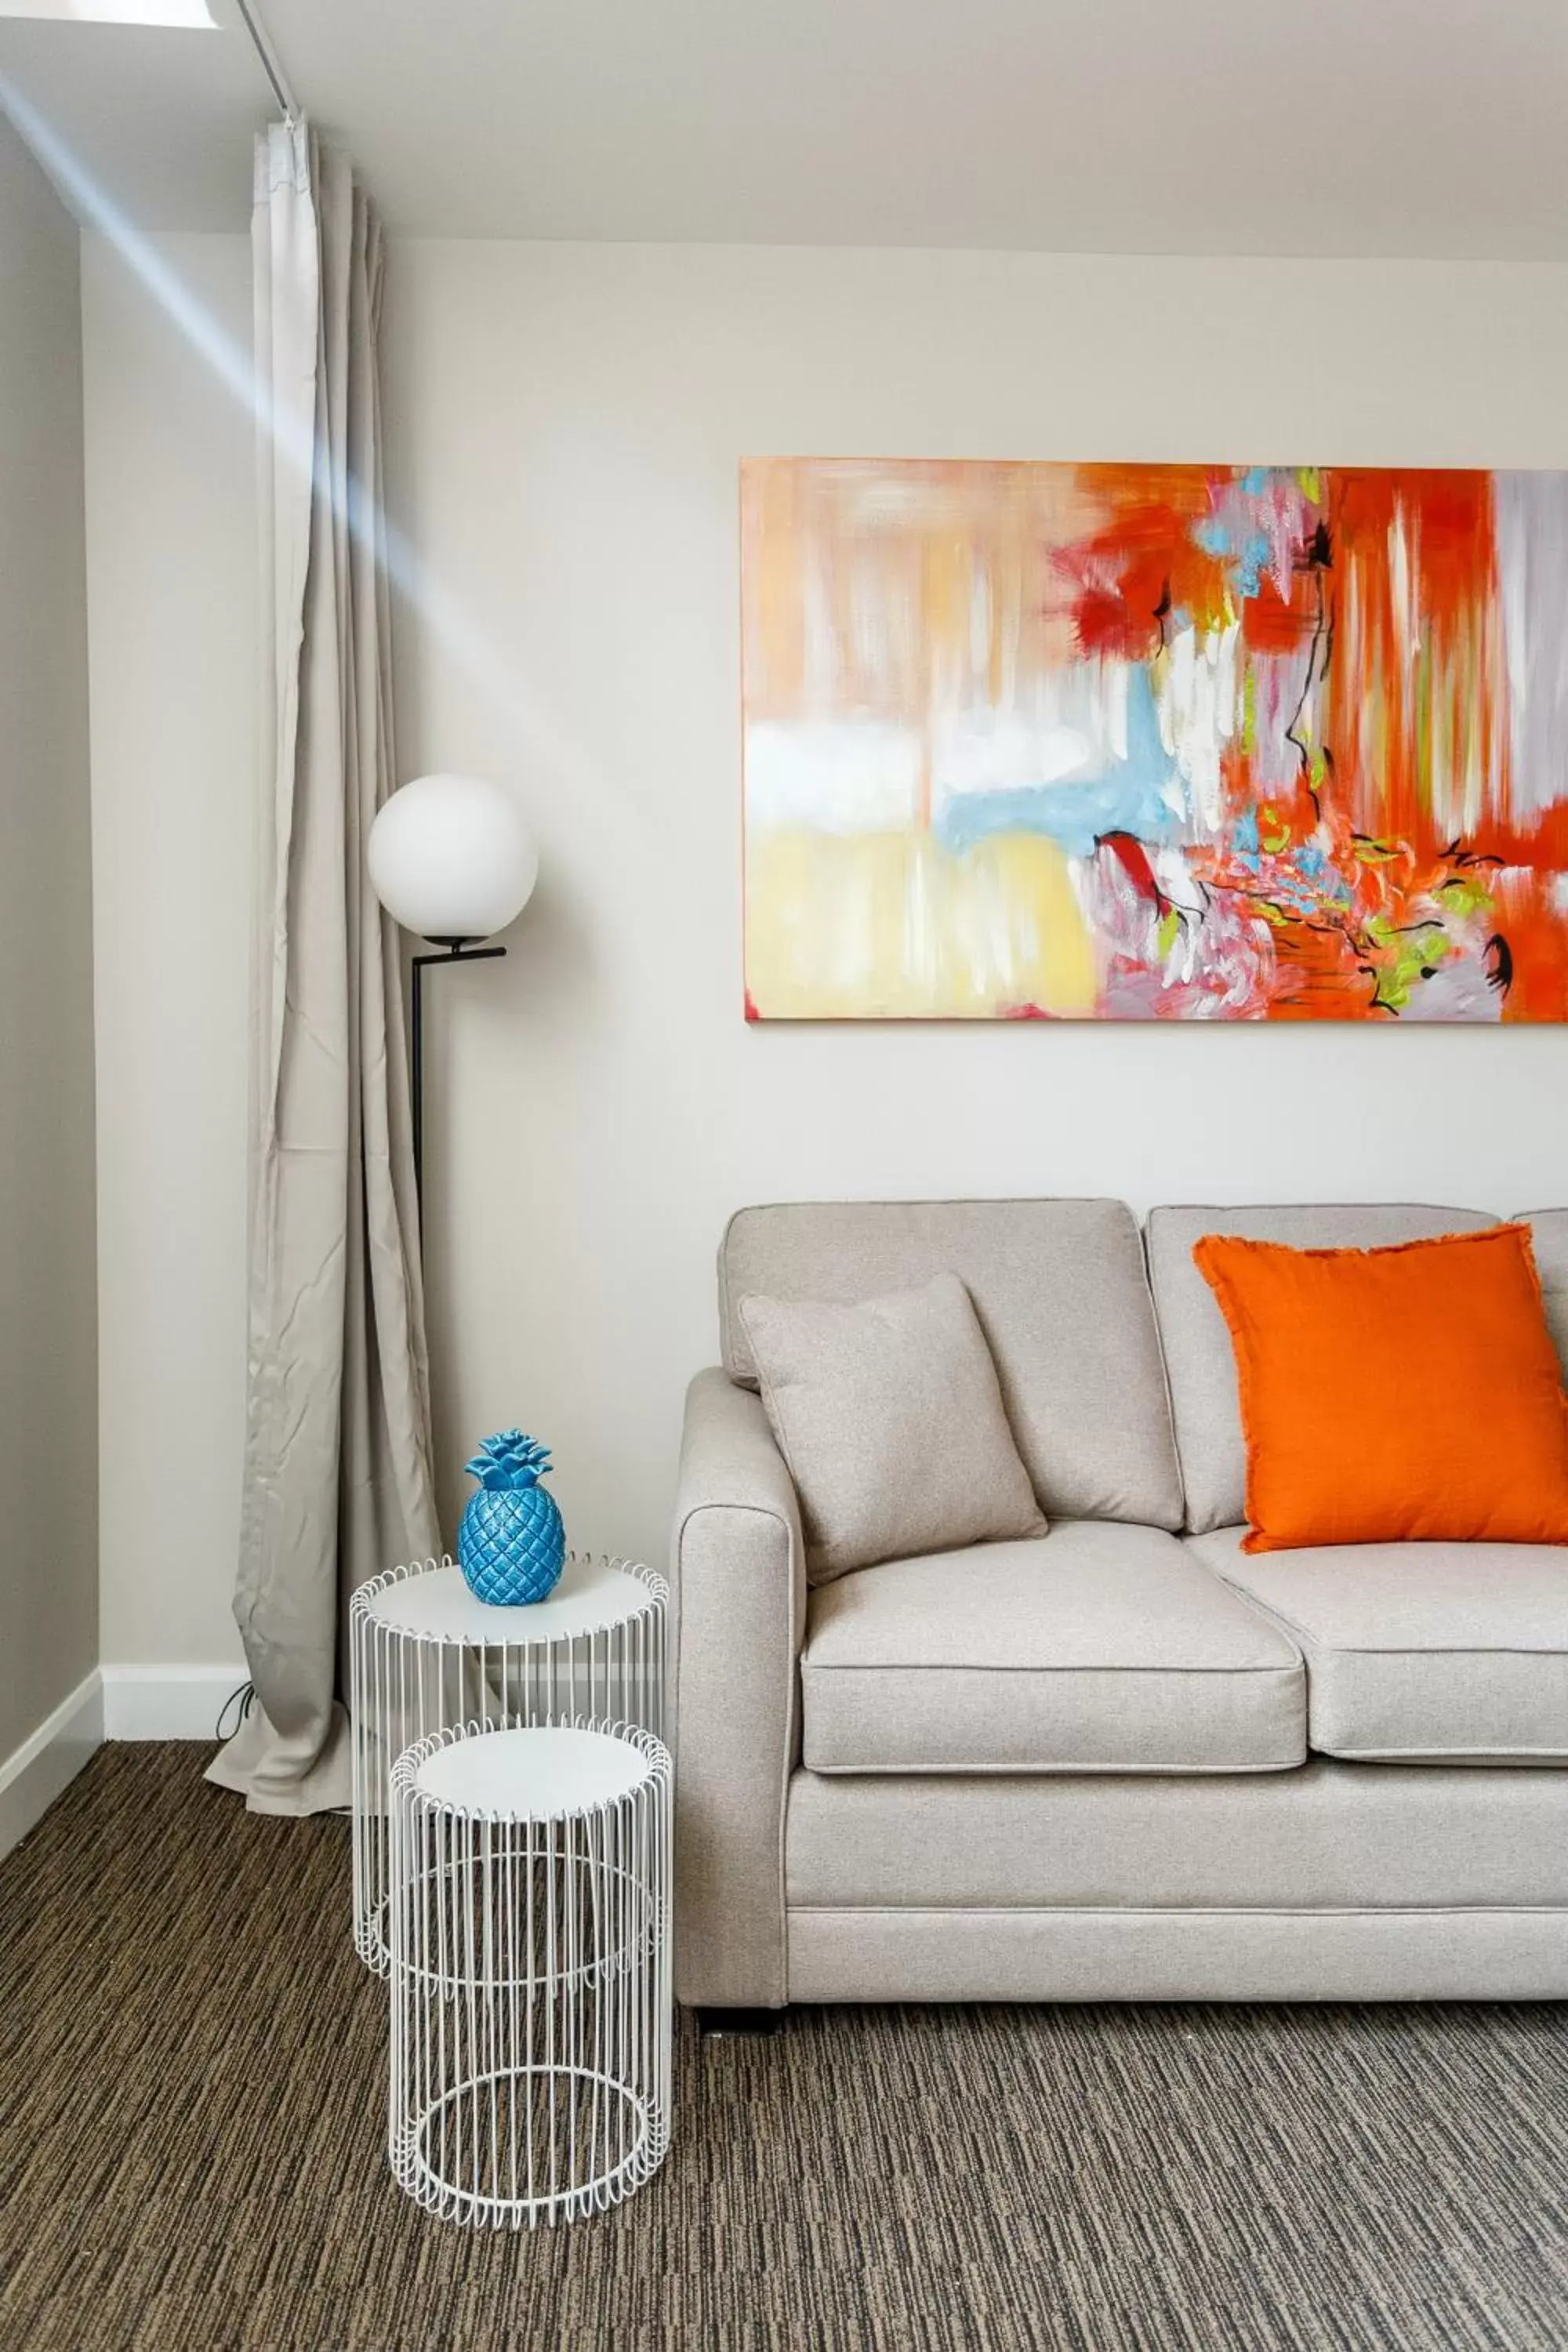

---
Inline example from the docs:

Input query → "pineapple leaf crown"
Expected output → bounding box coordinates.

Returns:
[464,1429,554,1493]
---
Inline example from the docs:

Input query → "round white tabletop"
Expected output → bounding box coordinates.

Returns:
[363,1555,655,1645]
[414,1723,655,1819]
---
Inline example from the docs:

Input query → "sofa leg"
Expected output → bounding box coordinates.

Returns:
[695,2006,787,2038]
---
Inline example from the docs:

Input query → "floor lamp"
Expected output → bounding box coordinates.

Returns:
[368,773,539,1231]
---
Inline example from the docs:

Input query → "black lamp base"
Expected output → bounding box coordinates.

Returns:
[410,940,506,1229]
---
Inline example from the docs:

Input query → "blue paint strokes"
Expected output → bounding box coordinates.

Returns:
[934,665,1182,861]
[1236,530,1272,598]
[1192,506,1274,599]
[1221,807,1355,916]
[936,773,1180,862]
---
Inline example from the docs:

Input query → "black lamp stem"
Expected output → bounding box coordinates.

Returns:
[410,939,506,1236]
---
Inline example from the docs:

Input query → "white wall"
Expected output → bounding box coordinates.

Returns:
[383,243,1568,1563]
[0,118,98,1781]
[82,230,253,1671]
[84,235,1568,1655]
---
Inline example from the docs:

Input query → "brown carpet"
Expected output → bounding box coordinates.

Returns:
[1,1746,1566,2352]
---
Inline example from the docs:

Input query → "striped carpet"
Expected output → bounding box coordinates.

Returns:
[2,1747,1566,2351]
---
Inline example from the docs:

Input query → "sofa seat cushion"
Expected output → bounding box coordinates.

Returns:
[1191,1526,1568,1762]
[800,1521,1305,1774]
[785,1758,1568,1911]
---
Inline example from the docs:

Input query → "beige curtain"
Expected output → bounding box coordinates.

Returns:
[209,122,440,1817]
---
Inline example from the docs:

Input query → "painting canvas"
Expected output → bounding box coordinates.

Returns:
[741,456,1568,1021]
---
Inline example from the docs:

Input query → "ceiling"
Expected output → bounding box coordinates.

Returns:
[2,0,1566,260]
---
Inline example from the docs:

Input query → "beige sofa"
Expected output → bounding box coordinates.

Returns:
[670,1200,1568,2016]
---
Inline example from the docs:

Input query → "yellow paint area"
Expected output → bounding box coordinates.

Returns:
[746,827,1097,1018]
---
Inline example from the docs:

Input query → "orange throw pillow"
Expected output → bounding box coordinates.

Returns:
[1192,1224,1568,1552]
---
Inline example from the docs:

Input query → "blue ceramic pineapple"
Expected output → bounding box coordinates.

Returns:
[457,1431,567,1605]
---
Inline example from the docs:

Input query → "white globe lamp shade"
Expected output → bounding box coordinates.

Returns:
[368,773,538,942]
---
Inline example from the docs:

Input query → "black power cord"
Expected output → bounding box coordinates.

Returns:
[214,1682,256,1743]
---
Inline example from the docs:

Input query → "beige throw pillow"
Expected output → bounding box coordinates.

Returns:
[736,1272,1047,1583]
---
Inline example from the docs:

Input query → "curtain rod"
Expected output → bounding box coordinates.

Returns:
[232,0,299,122]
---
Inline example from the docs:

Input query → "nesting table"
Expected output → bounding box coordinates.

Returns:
[349,1551,672,2225]
[349,1552,667,1974]
[388,1717,673,2227]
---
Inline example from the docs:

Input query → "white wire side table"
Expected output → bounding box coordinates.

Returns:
[350,1553,667,1975]
[388,1717,673,2228]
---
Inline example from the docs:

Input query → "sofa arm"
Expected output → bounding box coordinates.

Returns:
[670,1367,805,2010]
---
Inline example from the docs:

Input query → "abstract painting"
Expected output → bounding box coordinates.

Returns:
[741,457,1568,1020]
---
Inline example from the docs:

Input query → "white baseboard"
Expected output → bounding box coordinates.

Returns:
[0,1665,252,1858]
[101,1663,249,1741]
[0,1671,103,1860]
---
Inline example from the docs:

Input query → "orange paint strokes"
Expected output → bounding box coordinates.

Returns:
[1324,470,1510,856]
[1050,474,1235,657]
[1489,873,1568,1020]
[1072,462,1219,517]
[1240,573,1318,654]
[740,459,808,713]
[1263,917,1383,1020]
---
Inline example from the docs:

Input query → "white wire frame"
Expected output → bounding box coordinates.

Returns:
[388,1715,673,2229]
[350,1553,668,1976]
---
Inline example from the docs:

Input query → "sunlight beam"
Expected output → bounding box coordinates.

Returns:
[0,70,619,813]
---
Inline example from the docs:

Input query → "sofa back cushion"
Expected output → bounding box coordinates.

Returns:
[1148,1203,1497,1534]
[719,1199,1183,1529]
[1515,1212,1568,1382]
